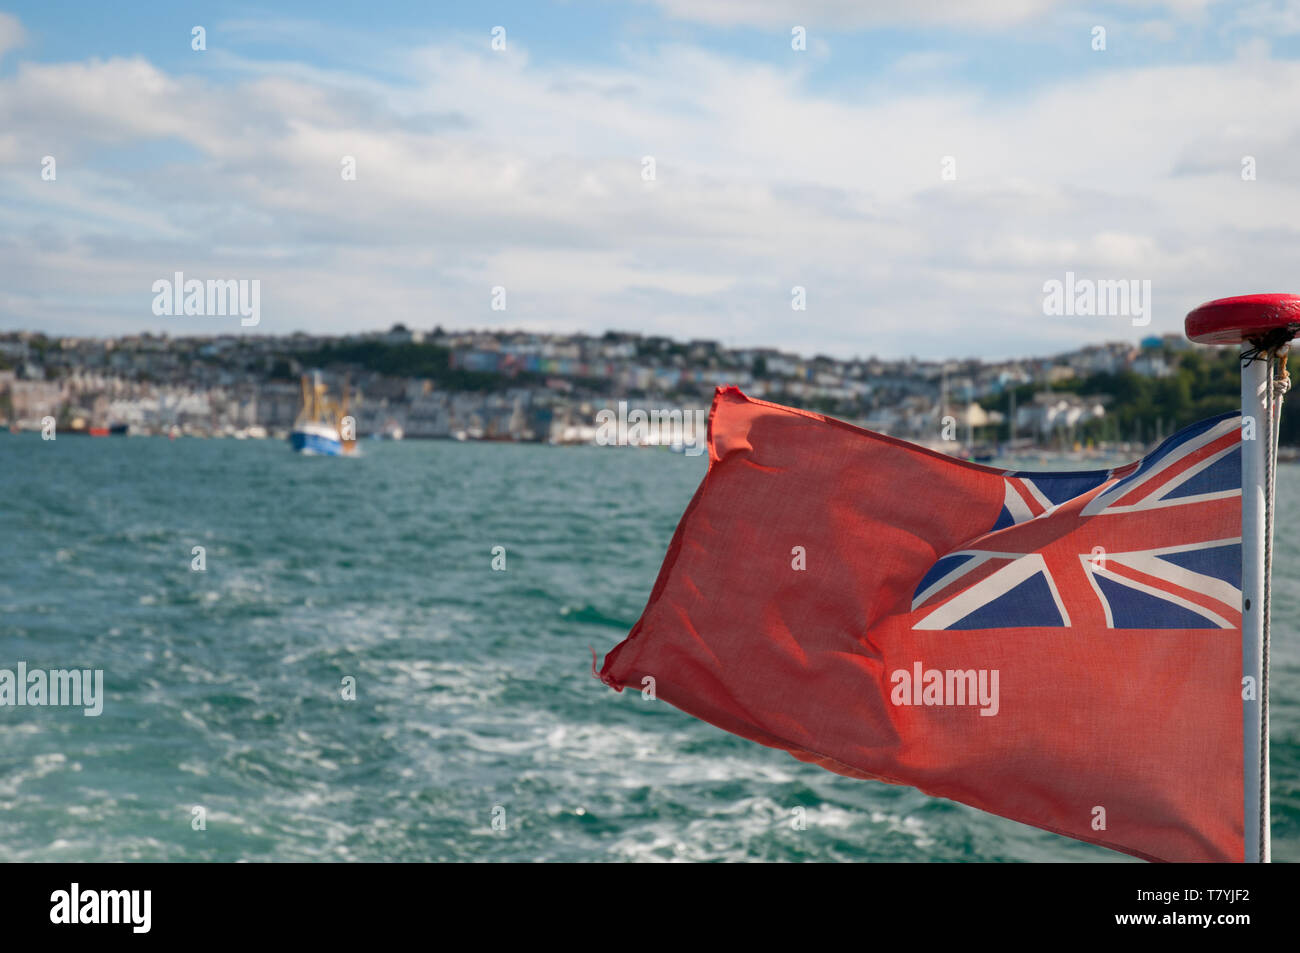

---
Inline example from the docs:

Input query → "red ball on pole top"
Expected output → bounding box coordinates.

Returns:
[1185,293,1300,345]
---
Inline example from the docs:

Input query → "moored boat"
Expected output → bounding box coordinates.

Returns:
[289,373,358,456]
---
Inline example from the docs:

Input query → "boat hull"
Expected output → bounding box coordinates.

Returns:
[290,423,345,456]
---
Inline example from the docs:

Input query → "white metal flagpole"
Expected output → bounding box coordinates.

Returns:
[1185,293,1299,863]
[1240,351,1269,863]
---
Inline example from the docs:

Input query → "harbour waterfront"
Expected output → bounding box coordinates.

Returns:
[1,433,1297,862]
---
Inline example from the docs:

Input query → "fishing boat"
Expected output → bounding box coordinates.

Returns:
[289,373,358,456]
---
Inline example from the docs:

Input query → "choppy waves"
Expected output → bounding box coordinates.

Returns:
[0,433,1295,861]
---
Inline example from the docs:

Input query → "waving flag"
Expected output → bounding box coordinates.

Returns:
[599,387,1243,862]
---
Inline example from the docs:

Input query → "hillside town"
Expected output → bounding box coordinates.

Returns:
[0,325,1212,453]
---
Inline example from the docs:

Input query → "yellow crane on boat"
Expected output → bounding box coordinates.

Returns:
[290,373,357,456]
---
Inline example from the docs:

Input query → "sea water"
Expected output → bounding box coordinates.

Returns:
[1,433,1295,862]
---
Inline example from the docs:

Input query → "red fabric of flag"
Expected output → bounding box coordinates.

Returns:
[598,387,1243,862]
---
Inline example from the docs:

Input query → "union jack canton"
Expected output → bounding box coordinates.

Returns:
[911,412,1242,630]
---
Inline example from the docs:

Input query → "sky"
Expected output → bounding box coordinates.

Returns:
[3,1,1300,359]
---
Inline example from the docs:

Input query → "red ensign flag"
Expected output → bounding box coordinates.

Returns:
[599,387,1244,862]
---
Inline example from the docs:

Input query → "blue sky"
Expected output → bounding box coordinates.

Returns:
[14,2,1297,106]
[4,0,1300,358]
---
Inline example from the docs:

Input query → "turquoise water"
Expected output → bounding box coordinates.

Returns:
[1,433,1296,862]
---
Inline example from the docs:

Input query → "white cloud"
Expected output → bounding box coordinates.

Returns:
[1231,0,1300,35]
[641,0,1214,29]
[3,21,1300,358]
[644,0,1066,29]
[0,12,26,60]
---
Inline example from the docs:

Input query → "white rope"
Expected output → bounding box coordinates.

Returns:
[1260,347,1288,860]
